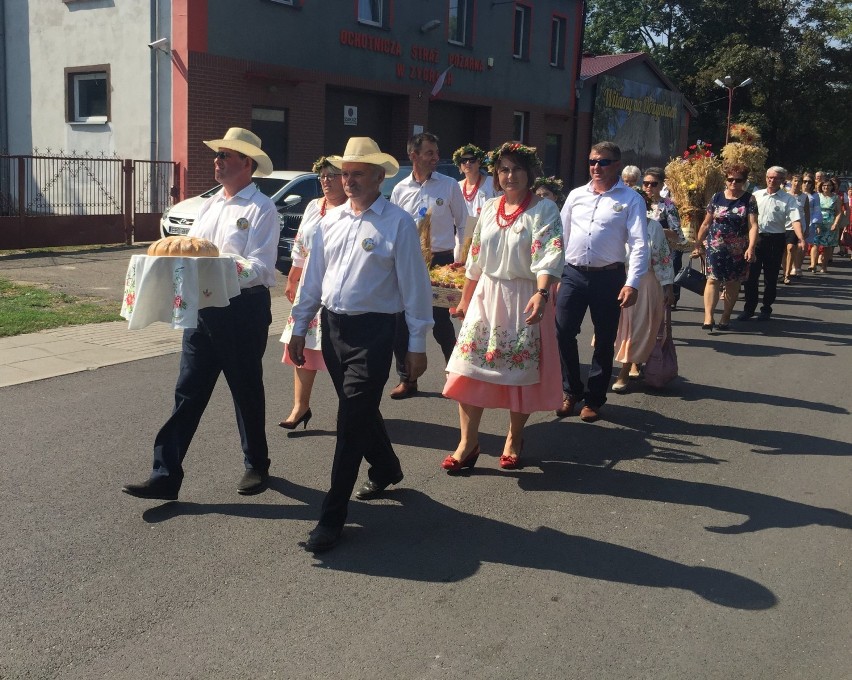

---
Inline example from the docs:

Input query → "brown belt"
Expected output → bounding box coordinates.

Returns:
[568,262,623,272]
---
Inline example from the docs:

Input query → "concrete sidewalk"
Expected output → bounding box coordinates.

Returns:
[0,295,290,388]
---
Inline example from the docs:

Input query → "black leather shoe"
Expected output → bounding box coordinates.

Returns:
[757,311,771,321]
[237,469,269,495]
[122,476,180,501]
[354,472,404,500]
[303,524,343,553]
[736,311,755,322]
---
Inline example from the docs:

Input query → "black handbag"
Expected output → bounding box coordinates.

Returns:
[673,256,706,295]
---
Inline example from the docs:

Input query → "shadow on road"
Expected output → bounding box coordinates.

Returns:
[140,478,780,611]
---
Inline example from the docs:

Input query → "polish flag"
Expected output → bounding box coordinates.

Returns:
[430,66,453,99]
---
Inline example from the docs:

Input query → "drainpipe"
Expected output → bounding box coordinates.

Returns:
[0,0,8,153]
[150,0,158,161]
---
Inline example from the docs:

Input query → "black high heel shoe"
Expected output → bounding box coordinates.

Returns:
[701,322,715,333]
[279,408,312,430]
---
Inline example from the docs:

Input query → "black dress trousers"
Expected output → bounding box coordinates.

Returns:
[319,308,402,529]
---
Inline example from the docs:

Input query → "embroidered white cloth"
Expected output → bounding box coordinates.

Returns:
[120,255,244,330]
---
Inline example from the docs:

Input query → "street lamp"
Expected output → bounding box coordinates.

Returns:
[715,75,753,145]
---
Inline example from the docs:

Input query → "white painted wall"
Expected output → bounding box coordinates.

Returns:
[5,0,171,160]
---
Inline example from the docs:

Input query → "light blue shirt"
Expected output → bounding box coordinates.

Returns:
[560,178,649,289]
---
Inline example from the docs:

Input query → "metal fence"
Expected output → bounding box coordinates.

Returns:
[0,152,178,248]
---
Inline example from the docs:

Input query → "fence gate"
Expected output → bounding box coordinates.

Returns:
[0,153,178,250]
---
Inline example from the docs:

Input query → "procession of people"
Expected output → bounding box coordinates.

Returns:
[122,125,852,553]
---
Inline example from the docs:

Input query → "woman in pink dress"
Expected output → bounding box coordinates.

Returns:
[442,142,564,472]
[278,157,346,429]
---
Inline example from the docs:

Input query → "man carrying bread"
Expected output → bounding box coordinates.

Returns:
[123,127,279,501]
[288,137,433,552]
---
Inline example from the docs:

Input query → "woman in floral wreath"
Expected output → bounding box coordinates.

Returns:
[442,142,564,472]
[453,143,498,217]
[532,175,565,209]
[278,156,346,429]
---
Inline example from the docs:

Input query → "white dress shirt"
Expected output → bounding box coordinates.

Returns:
[560,179,649,289]
[189,183,279,288]
[753,188,801,234]
[291,194,434,352]
[391,171,468,252]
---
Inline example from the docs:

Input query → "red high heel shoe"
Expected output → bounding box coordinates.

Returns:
[441,445,480,473]
[499,440,523,470]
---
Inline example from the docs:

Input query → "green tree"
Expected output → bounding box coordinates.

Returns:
[583,0,852,172]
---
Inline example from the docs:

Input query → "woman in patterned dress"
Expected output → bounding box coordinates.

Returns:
[692,163,758,332]
[278,157,346,428]
[812,179,842,273]
[442,142,564,472]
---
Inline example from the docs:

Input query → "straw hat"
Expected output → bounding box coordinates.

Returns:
[203,128,273,177]
[328,137,399,178]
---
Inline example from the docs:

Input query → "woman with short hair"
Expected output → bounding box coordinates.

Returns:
[621,165,641,187]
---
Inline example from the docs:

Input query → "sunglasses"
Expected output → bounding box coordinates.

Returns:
[214,151,242,160]
[642,180,660,187]
[459,157,477,164]
[726,177,746,183]
[588,158,615,167]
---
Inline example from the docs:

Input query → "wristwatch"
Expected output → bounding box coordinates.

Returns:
[536,288,550,302]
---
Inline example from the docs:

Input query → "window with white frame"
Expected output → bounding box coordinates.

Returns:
[449,0,472,46]
[513,4,531,60]
[513,111,529,143]
[66,67,109,124]
[358,0,384,27]
[550,15,567,68]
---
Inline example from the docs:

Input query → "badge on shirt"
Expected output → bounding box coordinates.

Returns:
[362,238,376,252]
[436,198,444,206]
[236,217,250,230]
[613,202,625,213]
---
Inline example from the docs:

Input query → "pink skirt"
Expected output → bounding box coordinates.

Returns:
[281,346,326,371]
[614,270,664,364]
[443,283,562,414]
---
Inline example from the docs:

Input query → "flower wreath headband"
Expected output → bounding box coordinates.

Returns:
[532,175,564,194]
[489,142,544,177]
[312,155,341,175]
[452,143,487,166]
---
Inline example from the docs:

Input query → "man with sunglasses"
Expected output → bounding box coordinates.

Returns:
[123,128,280,501]
[555,142,648,423]
[739,166,803,322]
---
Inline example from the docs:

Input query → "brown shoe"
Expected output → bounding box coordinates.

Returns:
[555,395,578,418]
[389,380,418,400]
[580,405,600,423]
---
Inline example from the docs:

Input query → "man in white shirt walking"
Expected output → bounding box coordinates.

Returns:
[289,137,434,552]
[555,142,648,423]
[389,132,468,399]
[739,166,803,321]
[123,128,279,501]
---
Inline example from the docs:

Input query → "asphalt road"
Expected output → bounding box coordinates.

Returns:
[1,255,850,679]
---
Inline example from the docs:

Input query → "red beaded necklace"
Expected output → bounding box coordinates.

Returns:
[319,197,328,217]
[496,192,532,228]
[462,176,481,201]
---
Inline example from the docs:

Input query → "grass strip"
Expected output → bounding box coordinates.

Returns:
[0,277,121,337]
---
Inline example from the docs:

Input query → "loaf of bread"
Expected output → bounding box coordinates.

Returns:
[147,236,220,257]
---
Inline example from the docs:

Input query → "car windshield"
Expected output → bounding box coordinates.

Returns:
[198,177,291,200]
[381,163,462,198]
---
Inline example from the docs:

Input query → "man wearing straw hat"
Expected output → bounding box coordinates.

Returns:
[123,127,279,501]
[289,137,433,552]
